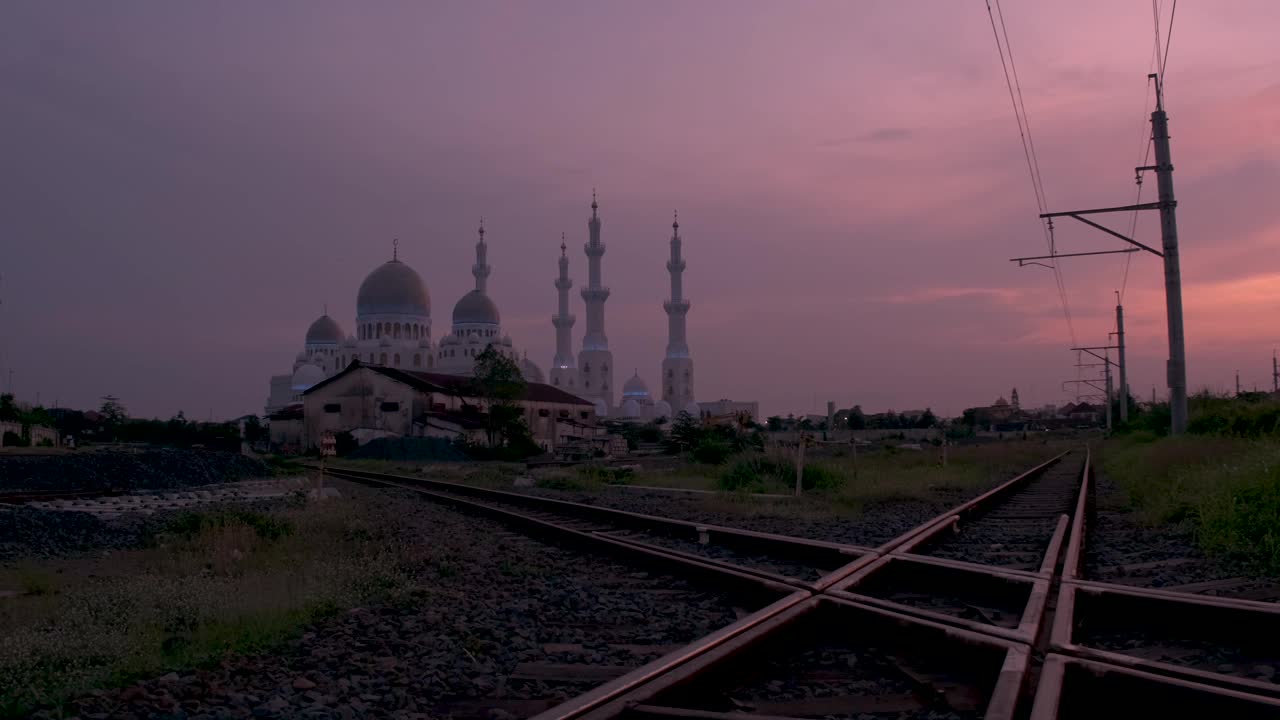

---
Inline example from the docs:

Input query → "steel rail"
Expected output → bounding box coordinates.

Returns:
[532,450,1080,719]
[324,468,802,596]
[320,465,872,565]
[324,467,861,592]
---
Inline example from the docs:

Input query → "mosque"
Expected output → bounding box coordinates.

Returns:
[265,193,697,423]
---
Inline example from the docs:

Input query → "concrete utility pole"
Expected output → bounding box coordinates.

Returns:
[1114,300,1128,423]
[1151,77,1188,434]
[1236,371,1242,397]
[1105,354,1114,433]
[1027,73,1187,435]
[1273,351,1278,393]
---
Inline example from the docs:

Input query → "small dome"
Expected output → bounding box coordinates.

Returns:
[622,372,650,399]
[290,363,325,391]
[653,401,673,420]
[452,290,500,326]
[521,357,545,383]
[357,259,430,318]
[683,401,701,418]
[305,315,344,345]
[294,350,308,363]
[620,398,641,418]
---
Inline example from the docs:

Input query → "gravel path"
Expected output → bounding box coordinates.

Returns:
[1085,473,1279,601]
[45,483,753,720]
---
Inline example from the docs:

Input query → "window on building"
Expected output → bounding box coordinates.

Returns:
[602,363,608,373]
[552,377,559,385]
[379,353,387,365]
[584,380,590,388]
[377,323,384,338]
[323,403,340,413]
[380,402,400,412]
[583,362,590,372]
[538,409,549,417]
[413,353,421,367]
[667,369,673,378]
[579,411,589,419]
[368,353,374,362]
[558,410,569,418]
[393,353,400,367]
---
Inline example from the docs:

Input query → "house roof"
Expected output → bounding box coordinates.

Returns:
[303,360,593,407]
[417,410,488,431]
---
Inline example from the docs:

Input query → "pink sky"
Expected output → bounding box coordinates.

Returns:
[2,1,1278,419]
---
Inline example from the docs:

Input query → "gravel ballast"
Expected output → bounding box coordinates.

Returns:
[42,483,755,720]
[0,448,271,494]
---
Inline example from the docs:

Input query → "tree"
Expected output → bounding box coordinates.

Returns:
[846,405,866,430]
[471,346,530,449]
[917,408,938,429]
[765,415,784,431]
[961,408,978,427]
[669,411,703,450]
[0,393,18,422]
[99,395,127,440]
[243,415,266,444]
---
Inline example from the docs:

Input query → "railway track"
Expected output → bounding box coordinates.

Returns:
[322,466,875,591]
[320,451,1280,718]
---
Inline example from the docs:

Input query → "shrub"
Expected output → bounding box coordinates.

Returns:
[164,509,293,542]
[692,438,733,465]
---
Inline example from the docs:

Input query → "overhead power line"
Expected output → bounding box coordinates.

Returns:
[985,0,1077,347]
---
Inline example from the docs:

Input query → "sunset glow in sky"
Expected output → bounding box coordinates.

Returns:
[3,1,1278,419]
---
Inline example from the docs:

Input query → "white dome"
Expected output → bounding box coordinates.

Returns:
[357,259,430,318]
[622,372,650,399]
[291,363,325,391]
[653,401,673,420]
[521,357,545,383]
[451,290,500,325]
[305,315,344,345]
[683,401,701,418]
[620,398,641,418]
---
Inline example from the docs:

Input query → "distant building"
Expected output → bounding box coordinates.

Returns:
[698,399,759,423]
[299,361,596,452]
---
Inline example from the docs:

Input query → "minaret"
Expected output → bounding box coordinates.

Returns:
[1011,388,1020,411]
[550,235,577,389]
[578,190,614,412]
[473,220,490,293]
[662,211,695,410]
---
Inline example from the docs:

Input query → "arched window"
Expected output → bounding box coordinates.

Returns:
[368,353,374,362]
[553,377,559,385]
[375,323,382,338]
[413,353,421,367]
[584,380,591,388]
[602,363,609,373]
[412,325,418,340]
[393,353,400,366]
[667,369,674,378]
[583,362,591,372]
[379,353,387,365]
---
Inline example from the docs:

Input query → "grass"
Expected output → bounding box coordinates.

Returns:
[618,439,1072,518]
[1101,434,1280,573]
[0,500,414,717]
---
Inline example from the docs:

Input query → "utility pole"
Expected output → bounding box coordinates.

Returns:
[1023,73,1187,435]
[1273,351,1278,393]
[1114,299,1128,423]
[1104,353,1114,433]
[1151,76,1188,433]
[1236,371,1241,397]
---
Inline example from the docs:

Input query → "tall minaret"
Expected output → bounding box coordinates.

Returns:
[578,190,614,413]
[473,219,491,293]
[550,235,577,390]
[662,211,694,410]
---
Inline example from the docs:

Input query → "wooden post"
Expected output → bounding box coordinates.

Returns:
[795,434,806,497]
